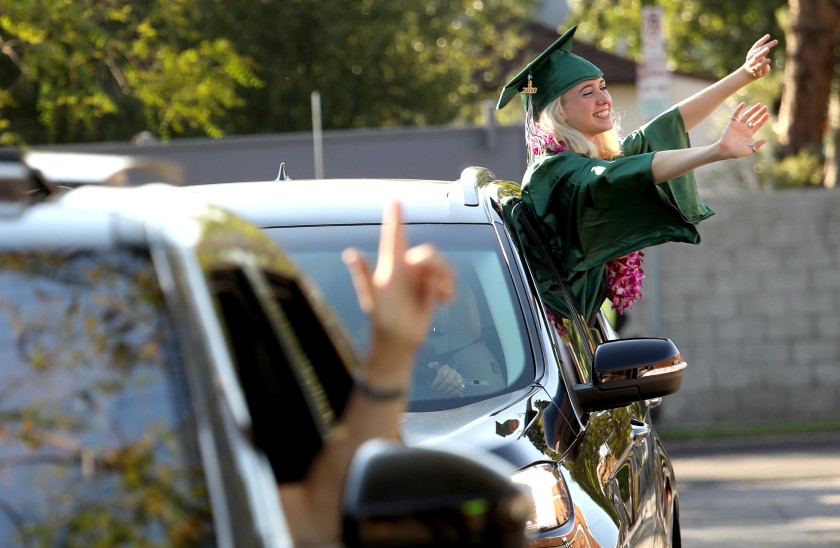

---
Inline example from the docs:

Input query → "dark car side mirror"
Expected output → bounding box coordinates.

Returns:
[574,338,686,412]
[342,439,529,548]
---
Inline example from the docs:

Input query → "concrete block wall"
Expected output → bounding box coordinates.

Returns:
[622,188,840,430]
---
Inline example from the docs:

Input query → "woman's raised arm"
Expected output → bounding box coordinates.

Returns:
[676,34,777,132]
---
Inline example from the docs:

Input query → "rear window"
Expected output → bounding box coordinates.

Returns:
[0,250,214,546]
[267,223,532,409]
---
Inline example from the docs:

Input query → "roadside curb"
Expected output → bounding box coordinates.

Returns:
[663,431,840,457]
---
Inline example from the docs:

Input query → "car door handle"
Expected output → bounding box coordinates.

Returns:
[630,419,651,446]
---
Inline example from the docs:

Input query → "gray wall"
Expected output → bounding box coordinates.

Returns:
[623,189,840,431]
[37,122,528,184]
[33,126,840,431]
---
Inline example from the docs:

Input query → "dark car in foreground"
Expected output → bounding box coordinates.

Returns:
[0,154,528,547]
[186,166,686,547]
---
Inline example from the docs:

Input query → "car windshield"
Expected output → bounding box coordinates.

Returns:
[267,223,531,407]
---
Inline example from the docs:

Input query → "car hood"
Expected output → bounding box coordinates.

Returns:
[402,385,559,470]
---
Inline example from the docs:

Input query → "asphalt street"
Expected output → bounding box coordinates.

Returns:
[668,432,840,547]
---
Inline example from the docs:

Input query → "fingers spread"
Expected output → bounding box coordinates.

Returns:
[742,102,766,119]
[730,102,746,123]
[751,34,771,50]
[405,244,456,302]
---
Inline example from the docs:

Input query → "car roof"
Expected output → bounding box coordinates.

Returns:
[25,151,184,187]
[0,183,214,250]
[184,177,495,227]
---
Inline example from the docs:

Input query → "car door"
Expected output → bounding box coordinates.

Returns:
[594,311,664,547]
[504,199,660,545]
[547,294,661,545]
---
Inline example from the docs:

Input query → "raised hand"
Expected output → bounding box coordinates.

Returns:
[742,34,778,80]
[720,102,770,158]
[343,201,456,355]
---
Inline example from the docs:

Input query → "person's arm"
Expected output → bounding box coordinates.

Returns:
[676,34,777,132]
[652,102,768,184]
[281,201,455,545]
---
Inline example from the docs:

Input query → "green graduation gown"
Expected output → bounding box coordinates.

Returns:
[510,107,715,321]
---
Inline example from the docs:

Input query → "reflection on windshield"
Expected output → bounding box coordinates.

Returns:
[269,224,530,405]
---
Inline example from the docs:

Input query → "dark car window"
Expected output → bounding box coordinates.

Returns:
[0,250,214,547]
[550,314,595,385]
[207,264,352,484]
[266,224,532,406]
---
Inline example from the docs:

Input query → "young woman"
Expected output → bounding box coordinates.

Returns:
[497,25,777,321]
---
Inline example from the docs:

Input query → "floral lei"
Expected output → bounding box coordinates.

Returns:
[530,123,645,315]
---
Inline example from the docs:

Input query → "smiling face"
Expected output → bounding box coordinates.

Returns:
[559,78,613,140]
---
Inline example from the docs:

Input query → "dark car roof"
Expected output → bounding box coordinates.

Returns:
[184,178,494,227]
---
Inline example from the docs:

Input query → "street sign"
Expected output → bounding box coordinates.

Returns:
[637,6,671,122]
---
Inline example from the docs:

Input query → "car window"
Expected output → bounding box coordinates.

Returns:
[265,224,532,407]
[0,250,214,546]
[550,313,596,385]
[207,263,353,484]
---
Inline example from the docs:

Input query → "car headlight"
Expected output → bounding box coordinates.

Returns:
[511,462,572,532]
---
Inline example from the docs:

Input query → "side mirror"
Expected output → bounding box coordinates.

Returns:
[342,439,529,548]
[575,338,686,412]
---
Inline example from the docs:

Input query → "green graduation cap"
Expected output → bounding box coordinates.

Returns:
[497,25,603,116]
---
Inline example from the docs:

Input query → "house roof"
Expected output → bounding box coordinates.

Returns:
[527,23,637,83]
[523,23,716,84]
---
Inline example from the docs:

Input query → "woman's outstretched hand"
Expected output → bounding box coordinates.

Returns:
[742,34,778,80]
[719,102,770,158]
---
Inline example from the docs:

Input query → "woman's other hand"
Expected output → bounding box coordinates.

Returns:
[742,34,778,80]
[719,101,770,158]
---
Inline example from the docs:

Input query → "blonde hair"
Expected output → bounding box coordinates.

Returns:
[537,95,622,160]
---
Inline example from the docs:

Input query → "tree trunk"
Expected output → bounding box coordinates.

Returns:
[825,75,839,188]
[776,0,840,160]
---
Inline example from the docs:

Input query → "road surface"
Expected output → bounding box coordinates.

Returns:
[669,432,840,547]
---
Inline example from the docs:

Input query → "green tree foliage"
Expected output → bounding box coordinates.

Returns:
[0,0,538,144]
[569,0,787,80]
[194,0,538,134]
[0,0,262,144]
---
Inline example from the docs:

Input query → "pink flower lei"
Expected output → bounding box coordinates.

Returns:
[529,122,567,156]
[605,250,645,315]
[532,123,645,315]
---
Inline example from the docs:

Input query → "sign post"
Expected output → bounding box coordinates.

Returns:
[636,6,670,337]
[637,6,670,123]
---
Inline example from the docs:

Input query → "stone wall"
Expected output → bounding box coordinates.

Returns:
[622,189,840,430]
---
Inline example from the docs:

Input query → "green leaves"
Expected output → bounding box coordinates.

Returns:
[0,0,261,143]
[571,0,786,79]
[1,0,537,143]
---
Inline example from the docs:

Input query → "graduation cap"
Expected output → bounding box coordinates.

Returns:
[497,25,603,116]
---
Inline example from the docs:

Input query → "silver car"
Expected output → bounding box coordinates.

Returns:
[0,154,528,547]
[186,166,686,547]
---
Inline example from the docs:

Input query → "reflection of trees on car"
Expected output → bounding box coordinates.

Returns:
[0,250,213,546]
[569,406,634,521]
